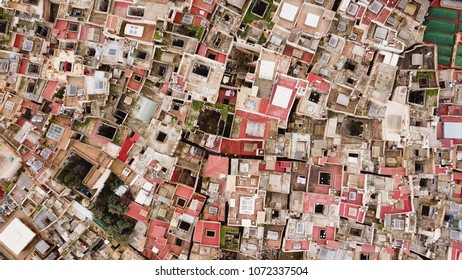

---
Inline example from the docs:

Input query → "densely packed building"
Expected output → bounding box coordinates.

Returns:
[0,0,461,260]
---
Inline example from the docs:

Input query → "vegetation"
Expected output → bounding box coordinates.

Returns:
[56,153,93,190]
[153,30,163,41]
[258,34,267,45]
[91,173,135,244]
[192,100,204,111]
[242,0,277,26]
[178,25,205,40]
[426,89,439,97]
[220,226,240,252]
[1,180,11,192]
[0,8,9,20]
[55,86,65,99]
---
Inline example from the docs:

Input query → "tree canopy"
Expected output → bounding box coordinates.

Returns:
[91,173,135,244]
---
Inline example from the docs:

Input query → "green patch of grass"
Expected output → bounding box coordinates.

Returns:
[426,89,438,97]
[414,71,436,82]
[263,2,277,23]
[192,100,203,111]
[189,25,205,40]
[258,34,266,45]
[220,226,240,251]
[153,30,162,41]
[1,181,11,192]
[242,0,276,26]
[0,8,7,20]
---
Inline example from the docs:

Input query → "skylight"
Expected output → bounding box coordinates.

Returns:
[46,123,64,141]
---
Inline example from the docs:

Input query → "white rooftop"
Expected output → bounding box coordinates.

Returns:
[0,218,35,255]
[444,122,462,139]
[124,24,144,38]
[304,13,320,27]
[272,85,293,108]
[259,60,275,80]
[412,54,423,66]
[280,3,299,22]
[336,93,350,106]
[246,121,266,137]
[239,196,255,214]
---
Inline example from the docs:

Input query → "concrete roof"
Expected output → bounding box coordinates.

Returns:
[272,85,292,108]
[304,13,320,27]
[259,60,275,80]
[125,24,144,38]
[135,96,157,123]
[0,218,35,255]
[280,3,299,22]
[246,121,266,137]
[444,122,462,139]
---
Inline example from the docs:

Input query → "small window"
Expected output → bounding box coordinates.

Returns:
[68,23,79,32]
[26,82,35,93]
[136,51,147,60]
[319,229,327,239]
[208,206,218,214]
[4,100,15,111]
[319,172,332,185]
[108,48,117,56]
[296,222,304,234]
[192,63,210,78]
[203,0,213,4]
[421,205,431,216]
[172,39,184,48]
[314,204,325,214]
[46,123,64,141]
[127,6,145,18]
[22,40,34,52]
[182,14,193,25]
[212,36,222,47]
[133,74,142,82]
[67,85,77,96]
[121,167,131,176]
[27,63,40,74]
[179,220,191,231]
[176,197,187,207]
[156,131,167,143]
[95,80,105,91]
[205,230,215,238]
[348,192,357,201]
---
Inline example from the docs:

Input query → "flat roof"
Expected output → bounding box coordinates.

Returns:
[280,3,299,22]
[387,115,402,131]
[0,218,35,255]
[336,93,350,107]
[246,121,266,137]
[124,24,144,38]
[259,60,275,80]
[135,96,157,123]
[444,122,462,139]
[239,196,255,214]
[304,13,320,27]
[272,85,292,108]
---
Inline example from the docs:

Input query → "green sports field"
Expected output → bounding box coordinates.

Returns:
[424,7,462,67]
[428,7,458,20]
[424,31,454,45]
